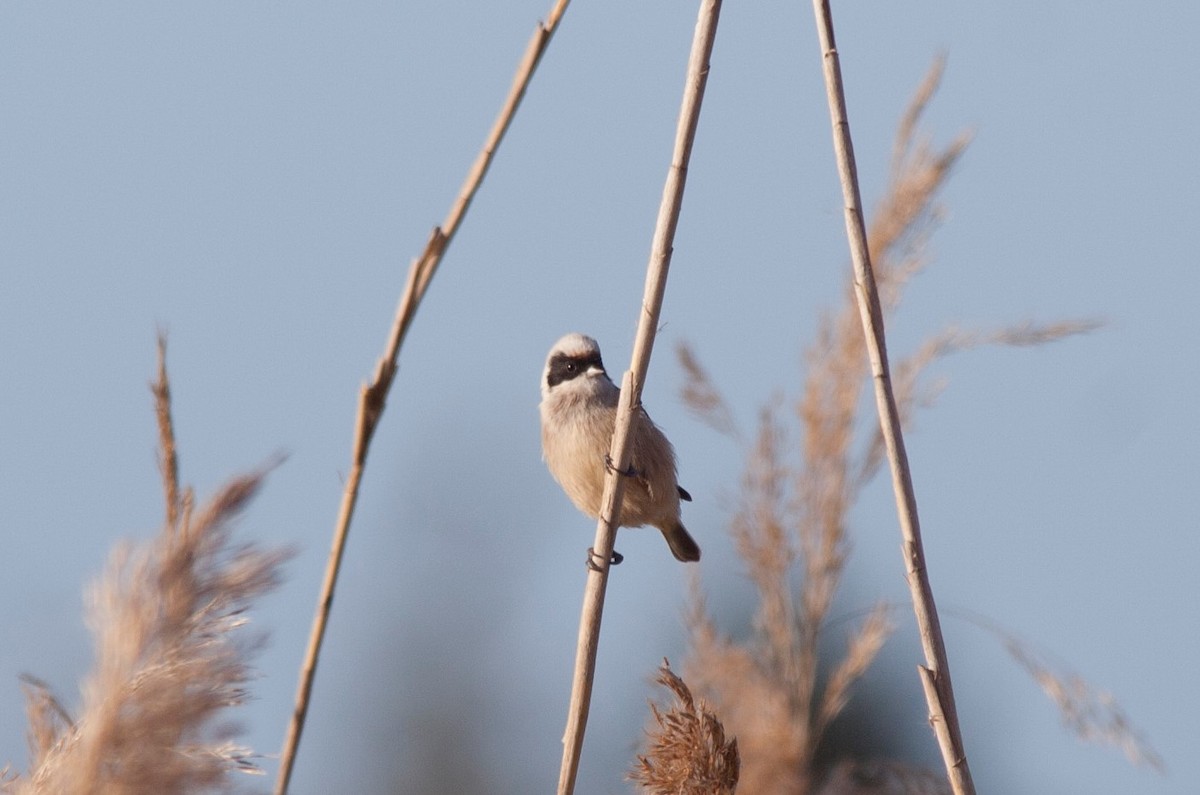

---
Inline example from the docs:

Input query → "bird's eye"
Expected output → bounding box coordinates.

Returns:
[565,361,578,373]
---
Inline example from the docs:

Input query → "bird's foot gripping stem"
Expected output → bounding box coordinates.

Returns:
[586,547,624,571]
[604,454,639,479]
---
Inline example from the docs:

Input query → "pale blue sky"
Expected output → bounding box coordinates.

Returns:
[2,2,1196,793]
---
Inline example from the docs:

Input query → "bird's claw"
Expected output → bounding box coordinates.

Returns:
[604,454,639,479]
[586,547,624,571]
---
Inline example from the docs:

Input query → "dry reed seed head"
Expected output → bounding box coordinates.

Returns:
[733,401,795,580]
[631,661,740,795]
[1003,639,1164,772]
[683,623,810,794]
[815,604,895,738]
[796,307,860,642]
[680,274,906,790]
[19,677,73,770]
[153,331,185,536]
[858,317,1103,488]
[867,63,971,314]
[2,473,292,794]
[2,342,288,794]
[892,56,946,177]
[677,341,741,439]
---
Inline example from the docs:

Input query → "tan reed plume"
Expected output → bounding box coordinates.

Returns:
[2,336,290,795]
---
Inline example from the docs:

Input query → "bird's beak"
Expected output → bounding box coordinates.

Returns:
[586,365,605,377]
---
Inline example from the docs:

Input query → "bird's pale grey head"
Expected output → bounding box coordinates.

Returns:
[542,333,608,400]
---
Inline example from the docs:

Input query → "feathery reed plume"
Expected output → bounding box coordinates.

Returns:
[680,397,897,793]
[631,661,740,795]
[685,581,814,794]
[17,677,71,775]
[677,343,741,441]
[859,320,1103,484]
[943,609,1165,772]
[152,330,181,529]
[2,337,290,795]
[678,60,1100,794]
[813,605,893,742]
[1005,643,1164,772]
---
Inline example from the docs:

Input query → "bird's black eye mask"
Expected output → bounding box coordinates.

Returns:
[546,351,605,389]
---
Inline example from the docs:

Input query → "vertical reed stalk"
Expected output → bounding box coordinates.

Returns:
[275,2,573,791]
[808,2,976,793]
[556,2,722,792]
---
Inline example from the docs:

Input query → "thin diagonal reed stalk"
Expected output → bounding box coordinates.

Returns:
[556,2,722,792]
[274,2,574,791]
[809,3,974,793]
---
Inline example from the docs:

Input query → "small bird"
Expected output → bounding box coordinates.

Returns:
[539,333,701,563]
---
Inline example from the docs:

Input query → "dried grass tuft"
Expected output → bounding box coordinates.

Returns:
[1009,642,1164,771]
[631,660,740,795]
[951,610,1166,773]
[814,604,894,742]
[678,342,741,441]
[860,319,1103,485]
[2,337,291,795]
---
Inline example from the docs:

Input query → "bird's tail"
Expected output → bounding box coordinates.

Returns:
[660,521,701,563]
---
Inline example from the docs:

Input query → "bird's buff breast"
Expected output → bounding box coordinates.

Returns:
[541,396,675,528]
[541,403,613,518]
